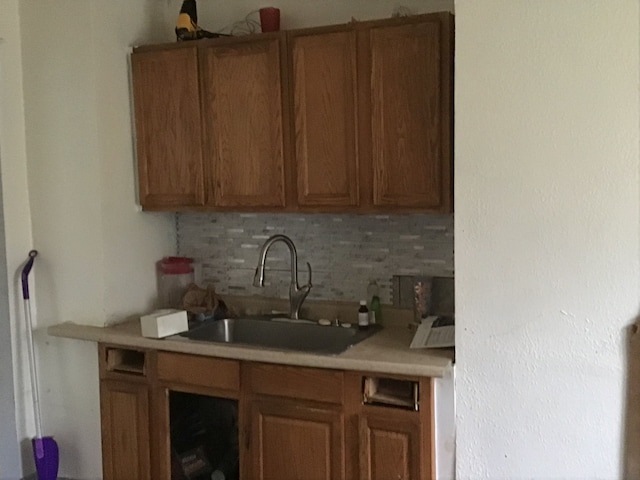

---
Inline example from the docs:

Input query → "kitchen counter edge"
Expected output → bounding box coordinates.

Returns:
[47,320,454,378]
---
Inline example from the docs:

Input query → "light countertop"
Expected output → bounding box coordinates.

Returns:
[48,318,454,378]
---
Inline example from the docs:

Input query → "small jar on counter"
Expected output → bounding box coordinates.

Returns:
[358,300,369,330]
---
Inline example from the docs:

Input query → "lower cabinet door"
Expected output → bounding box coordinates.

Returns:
[100,379,151,480]
[359,412,422,480]
[244,397,345,480]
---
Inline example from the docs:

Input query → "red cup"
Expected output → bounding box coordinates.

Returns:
[259,7,280,32]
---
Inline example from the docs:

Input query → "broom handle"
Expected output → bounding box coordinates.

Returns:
[21,250,42,438]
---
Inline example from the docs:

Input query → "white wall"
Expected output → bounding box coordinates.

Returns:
[15,1,176,477]
[10,0,639,478]
[0,1,37,477]
[14,1,454,478]
[455,1,639,478]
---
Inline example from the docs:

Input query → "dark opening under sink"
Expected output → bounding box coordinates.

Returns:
[178,317,382,355]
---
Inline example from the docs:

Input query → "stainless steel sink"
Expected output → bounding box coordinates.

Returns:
[178,317,382,355]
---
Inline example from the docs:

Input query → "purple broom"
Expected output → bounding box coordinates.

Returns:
[21,250,59,480]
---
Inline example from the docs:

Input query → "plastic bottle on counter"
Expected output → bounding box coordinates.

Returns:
[358,300,369,330]
[157,256,195,309]
[367,280,382,325]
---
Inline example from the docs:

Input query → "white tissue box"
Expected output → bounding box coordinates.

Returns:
[140,309,188,338]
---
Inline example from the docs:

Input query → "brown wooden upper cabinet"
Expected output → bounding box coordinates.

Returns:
[289,26,359,208]
[131,12,453,213]
[200,36,287,208]
[365,15,453,212]
[131,47,205,208]
[131,34,287,210]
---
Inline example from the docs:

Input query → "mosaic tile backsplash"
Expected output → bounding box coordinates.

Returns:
[177,213,454,305]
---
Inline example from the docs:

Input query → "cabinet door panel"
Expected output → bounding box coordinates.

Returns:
[132,48,204,208]
[246,398,344,480]
[291,29,359,207]
[359,413,421,480]
[369,19,451,210]
[201,38,286,208]
[100,380,151,480]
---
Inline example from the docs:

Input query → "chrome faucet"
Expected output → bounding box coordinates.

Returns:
[253,234,312,320]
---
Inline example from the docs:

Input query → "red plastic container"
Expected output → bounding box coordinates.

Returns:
[157,257,195,309]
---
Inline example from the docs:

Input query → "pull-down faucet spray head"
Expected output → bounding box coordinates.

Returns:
[252,234,312,319]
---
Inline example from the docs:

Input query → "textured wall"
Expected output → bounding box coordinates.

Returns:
[177,213,454,304]
[455,1,639,479]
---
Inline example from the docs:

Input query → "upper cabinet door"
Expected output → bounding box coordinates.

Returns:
[366,15,453,212]
[200,37,287,208]
[131,47,205,209]
[290,28,359,208]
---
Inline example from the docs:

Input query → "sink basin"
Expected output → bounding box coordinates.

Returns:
[178,317,382,355]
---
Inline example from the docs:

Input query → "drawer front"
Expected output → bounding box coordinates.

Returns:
[246,363,344,404]
[157,352,240,393]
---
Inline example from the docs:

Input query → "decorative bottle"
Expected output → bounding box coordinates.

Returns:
[358,300,369,330]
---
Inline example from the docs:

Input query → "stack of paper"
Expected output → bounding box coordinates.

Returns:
[409,315,455,349]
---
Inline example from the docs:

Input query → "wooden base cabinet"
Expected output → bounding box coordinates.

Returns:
[154,352,241,480]
[244,398,344,480]
[359,412,423,480]
[98,344,153,480]
[346,373,435,480]
[241,362,346,480]
[100,380,151,480]
[98,346,434,480]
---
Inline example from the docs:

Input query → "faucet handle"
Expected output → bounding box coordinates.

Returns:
[305,262,312,287]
